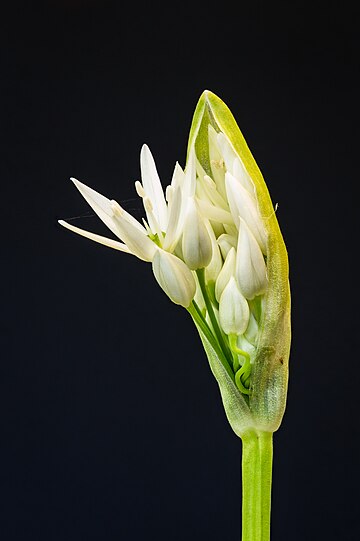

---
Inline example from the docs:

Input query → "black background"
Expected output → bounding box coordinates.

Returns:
[1,1,359,540]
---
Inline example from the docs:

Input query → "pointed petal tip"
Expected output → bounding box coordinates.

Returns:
[141,143,150,155]
[70,177,83,189]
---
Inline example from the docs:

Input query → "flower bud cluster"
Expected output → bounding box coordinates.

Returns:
[59,124,268,395]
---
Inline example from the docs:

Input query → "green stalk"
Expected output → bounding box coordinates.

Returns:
[241,431,273,541]
[196,268,231,360]
[187,302,234,381]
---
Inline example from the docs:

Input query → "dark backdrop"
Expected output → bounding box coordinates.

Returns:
[1,1,359,540]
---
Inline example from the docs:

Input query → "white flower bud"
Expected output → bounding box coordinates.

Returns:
[217,233,237,260]
[204,220,223,283]
[208,125,227,200]
[232,157,256,196]
[216,131,237,173]
[215,247,236,302]
[225,171,267,254]
[140,144,168,231]
[237,334,256,358]
[236,218,268,299]
[219,277,250,336]
[244,312,259,345]
[152,249,196,308]
[182,198,213,270]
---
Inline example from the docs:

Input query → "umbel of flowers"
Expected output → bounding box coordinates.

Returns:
[59,91,291,541]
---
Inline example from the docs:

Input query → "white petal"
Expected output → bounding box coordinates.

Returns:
[143,196,164,242]
[217,233,237,260]
[71,178,145,238]
[140,144,168,231]
[216,131,237,173]
[111,205,157,262]
[236,218,268,299]
[183,146,196,200]
[110,198,146,233]
[71,178,123,239]
[197,199,234,225]
[244,312,259,345]
[215,247,236,302]
[233,157,256,195]
[170,162,185,191]
[163,186,183,252]
[204,219,223,283]
[208,125,227,199]
[237,334,256,358]
[135,180,146,198]
[219,277,250,335]
[182,198,212,270]
[152,249,196,307]
[202,175,229,209]
[165,185,173,204]
[225,171,267,253]
[58,220,132,254]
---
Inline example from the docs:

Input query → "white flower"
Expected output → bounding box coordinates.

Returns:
[59,145,197,305]
[59,122,270,393]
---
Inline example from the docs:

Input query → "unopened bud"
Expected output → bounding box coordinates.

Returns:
[217,233,237,260]
[152,249,196,308]
[182,198,212,270]
[215,247,236,302]
[219,276,250,336]
[236,218,268,299]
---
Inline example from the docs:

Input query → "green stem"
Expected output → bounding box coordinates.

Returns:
[196,268,231,360]
[187,302,234,381]
[241,431,273,541]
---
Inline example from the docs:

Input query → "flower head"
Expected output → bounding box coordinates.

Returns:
[59,90,291,436]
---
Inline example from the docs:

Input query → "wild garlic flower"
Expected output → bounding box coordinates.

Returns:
[59,91,290,439]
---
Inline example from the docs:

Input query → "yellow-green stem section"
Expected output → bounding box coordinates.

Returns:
[241,431,273,541]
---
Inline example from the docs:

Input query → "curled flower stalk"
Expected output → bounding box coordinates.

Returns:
[59,90,291,541]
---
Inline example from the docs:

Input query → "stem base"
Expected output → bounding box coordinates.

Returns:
[241,430,273,541]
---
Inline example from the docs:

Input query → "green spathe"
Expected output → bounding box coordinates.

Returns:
[187,90,291,436]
